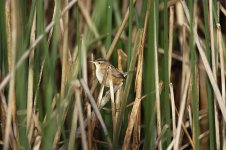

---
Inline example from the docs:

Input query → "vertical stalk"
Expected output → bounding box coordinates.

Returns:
[189,0,200,149]
[163,0,171,144]
[203,0,215,149]
[76,4,81,75]
[4,0,17,149]
[15,0,28,148]
[4,0,9,74]
[113,30,142,150]
[60,0,69,99]
[143,0,156,149]
[127,0,133,67]
[154,0,161,148]
[53,0,69,147]
[209,0,220,149]
[217,24,226,149]
[42,0,59,149]
[106,0,112,51]
[27,8,36,135]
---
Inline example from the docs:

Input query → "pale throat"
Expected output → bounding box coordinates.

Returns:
[96,68,104,84]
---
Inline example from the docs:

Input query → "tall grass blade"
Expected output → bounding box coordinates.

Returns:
[163,0,171,145]
[203,0,215,149]
[127,0,133,67]
[113,29,142,149]
[189,0,200,149]
[143,1,156,148]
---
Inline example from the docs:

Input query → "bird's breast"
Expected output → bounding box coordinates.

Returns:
[96,69,104,84]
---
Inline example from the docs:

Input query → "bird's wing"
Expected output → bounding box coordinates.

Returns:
[110,65,126,79]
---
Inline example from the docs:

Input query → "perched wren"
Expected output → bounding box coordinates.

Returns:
[90,58,126,87]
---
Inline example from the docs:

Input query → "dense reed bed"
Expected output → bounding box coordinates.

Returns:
[0,0,226,149]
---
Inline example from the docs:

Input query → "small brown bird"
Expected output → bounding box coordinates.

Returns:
[90,58,126,87]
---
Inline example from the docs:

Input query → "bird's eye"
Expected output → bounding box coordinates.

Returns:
[98,62,101,64]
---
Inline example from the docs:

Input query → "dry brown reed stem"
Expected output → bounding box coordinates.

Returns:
[153,1,162,149]
[5,1,11,72]
[75,84,123,138]
[117,49,128,71]
[27,116,35,146]
[132,109,141,150]
[195,35,226,120]
[97,85,105,107]
[181,25,189,99]
[80,79,112,148]
[180,131,209,150]
[133,58,141,150]
[76,85,88,150]
[87,56,93,150]
[184,105,193,146]
[106,0,136,60]
[116,49,127,121]
[168,6,174,78]
[78,1,106,57]
[61,0,69,100]
[122,2,149,148]
[220,4,226,17]
[174,71,190,150]
[53,0,71,147]
[5,1,18,146]
[167,103,196,150]
[175,105,195,150]
[68,85,79,150]
[131,49,143,149]
[0,92,17,149]
[87,102,92,150]
[33,134,41,150]
[159,47,226,76]
[181,0,226,126]
[0,0,78,92]
[158,48,182,61]
[176,2,185,26]
[27,8,36,145]
[31,113,42,149]
[3,1,16,147]
[176,2,185,94]
[217,24,226,149]
[78,1,98,38]
[81,40,88,83]
[4,0,17,149]
[156,125,169,146]
[159,0,179,11]
[123,32,141,149]
[169,84,176,137]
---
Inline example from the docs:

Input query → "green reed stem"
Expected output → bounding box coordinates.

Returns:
[203,0,215,149]
[189,0,200,149]
[163,0,171,145]
[113,29,142,150]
